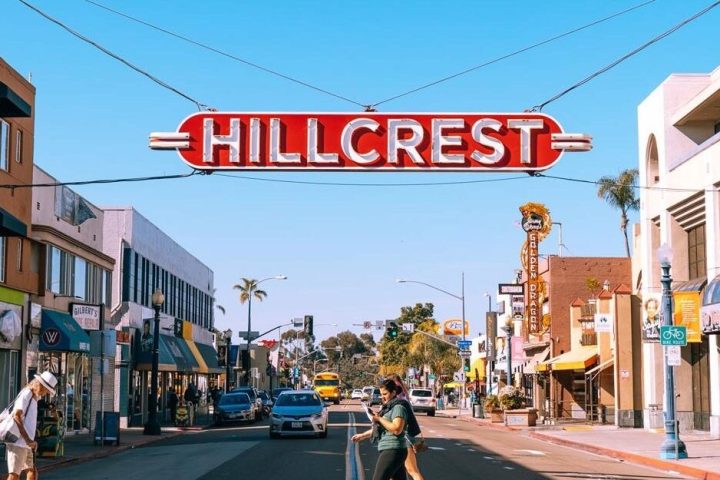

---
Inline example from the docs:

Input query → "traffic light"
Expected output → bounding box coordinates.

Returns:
[463,358,471,372]
[304,315,314,337]
[386,322,399,339]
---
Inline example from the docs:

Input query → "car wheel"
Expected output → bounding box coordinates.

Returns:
[319,429,328,438]
[269,431,279,439]
[428,410,435,417]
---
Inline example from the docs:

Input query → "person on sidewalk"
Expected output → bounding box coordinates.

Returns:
[183,384,196,426]
[352,379,409,480]
[390,375,425,480]
[3,371,57,480]
[167,387,179,425]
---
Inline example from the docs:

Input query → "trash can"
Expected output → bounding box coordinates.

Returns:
[473,403,483,419]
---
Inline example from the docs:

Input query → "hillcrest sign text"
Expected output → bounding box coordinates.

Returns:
[150,112,591,171]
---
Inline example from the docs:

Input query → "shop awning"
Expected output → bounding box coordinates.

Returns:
[585,358,614,380]
[0,207,27,237]
[191,341,223,374]
[40,309,91,353]
[443,381,464,389]
[0,81,31,117]
[164,336,199,373]
[703,275,720,306]
[523,347,551,374]
[135,335,178,372]
[672,277,706,293]
[536,345,598,372]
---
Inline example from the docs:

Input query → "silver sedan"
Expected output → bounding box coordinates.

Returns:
[268,390,328,438]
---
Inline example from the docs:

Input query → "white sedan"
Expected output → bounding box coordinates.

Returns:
[269,390,328,438]
[350,389,363,400]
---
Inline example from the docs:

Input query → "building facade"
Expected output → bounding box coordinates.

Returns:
[102,207,219,428]
[637,66,720,436]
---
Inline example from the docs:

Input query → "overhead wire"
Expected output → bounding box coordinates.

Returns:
[370,0,658,109]
[530,0,720,111]
[17,0,209,111]
[83,0,368,110]
[0,171,201,190]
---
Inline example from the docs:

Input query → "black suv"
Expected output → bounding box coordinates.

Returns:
[231,386,264,419]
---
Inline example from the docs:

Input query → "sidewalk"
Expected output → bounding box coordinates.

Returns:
[441,408,720,480]
[0,418,213,475]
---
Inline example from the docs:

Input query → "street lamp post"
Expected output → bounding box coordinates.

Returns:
[143,288,164,435]
[243,275,287,385]
[223,329,232,392]
[502,317,513,387]
[397,274,466,412]
[658,245,687,459]
[483,292,493,397]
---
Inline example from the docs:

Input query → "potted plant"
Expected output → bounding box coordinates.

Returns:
[498,386,537,427]
[483,395,503,423]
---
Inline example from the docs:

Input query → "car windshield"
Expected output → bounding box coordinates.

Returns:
[372,389,380,395]
[314,380,339,387]
[272,388,290,397]
[233,389,255,399]
[219,394,250,405]
[411,390,432,397]
[275,393,322,407]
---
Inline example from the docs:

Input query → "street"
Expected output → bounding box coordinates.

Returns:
[40,402,689,480]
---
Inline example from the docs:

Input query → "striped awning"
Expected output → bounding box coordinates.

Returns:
[672,277,706,293]
[536,345,598,372]
[703,275,720,306]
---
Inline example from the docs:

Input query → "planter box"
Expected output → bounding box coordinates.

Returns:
[486,409,504,423]
[504,408,538,427]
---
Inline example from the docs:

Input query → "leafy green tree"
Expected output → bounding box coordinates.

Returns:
[378,303,434,375]
[597,169,639,257]
[406,318,460,393]
[319,331,377,389]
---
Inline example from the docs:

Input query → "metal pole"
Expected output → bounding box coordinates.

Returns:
[505,324,512,387]
[143,303,161,435]
[99,304,104,446]
[460,272,465,417]
[659,261,687,459]
[245,296,252,386]
[225,336,230,392]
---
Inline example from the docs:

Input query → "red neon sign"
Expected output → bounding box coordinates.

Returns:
[150,112,590,171]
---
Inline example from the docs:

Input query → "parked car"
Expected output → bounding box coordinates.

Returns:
[214,393,256,425]
[258,390,273,417]
[368,388,382,406]
[361,386,374,402]
[231,386,264,419]
[269,390,328,439]
[408,388,436,416]
[271,387,293,402]
[350,389,363,400]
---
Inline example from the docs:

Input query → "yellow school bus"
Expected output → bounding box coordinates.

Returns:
[313,371,341,405]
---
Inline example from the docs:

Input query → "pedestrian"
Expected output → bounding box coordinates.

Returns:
[184,383,196,426]
[390,374,425,480]
[167,387,179,425]
[351,379,409,480]
[2,371,57,480]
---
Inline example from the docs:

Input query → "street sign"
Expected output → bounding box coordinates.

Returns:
[660,325,687,346]
[292,318,304,328]
[457,340,472,350]
[401,323,415,333]
[375,320,384,330]
[666,345,682,366]
[238,331,260,340]
[363,321,372,330]
[594,313,614,333]
[458,350,471,358]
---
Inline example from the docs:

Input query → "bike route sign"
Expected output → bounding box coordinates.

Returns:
[660,325,687,346]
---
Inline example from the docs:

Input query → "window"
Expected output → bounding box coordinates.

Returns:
[688,224,706,279]
[0,119,8,171]
[0,236,5,282]
[47,245,61,293]
[15,130,22,164]
[73,257,86,300]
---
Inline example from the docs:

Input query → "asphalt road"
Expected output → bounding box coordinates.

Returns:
[40,401,690,480]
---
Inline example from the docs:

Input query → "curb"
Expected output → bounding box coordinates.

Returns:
[36,429,189,474]
[527,431,720,480]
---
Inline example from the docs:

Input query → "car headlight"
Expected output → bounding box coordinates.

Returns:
[311,413,323,420]
[271,413,282,420]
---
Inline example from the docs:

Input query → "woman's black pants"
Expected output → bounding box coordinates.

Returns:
[372,448,408,480]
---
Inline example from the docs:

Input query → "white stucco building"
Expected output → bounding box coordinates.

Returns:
[637,66,720,436]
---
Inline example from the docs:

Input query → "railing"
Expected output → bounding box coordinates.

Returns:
[580,332,597,346]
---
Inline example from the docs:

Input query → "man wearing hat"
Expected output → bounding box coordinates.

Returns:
[5,371,57,480]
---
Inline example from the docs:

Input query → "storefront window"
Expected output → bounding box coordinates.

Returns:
[74,257,86,300]
[0,350,19,408]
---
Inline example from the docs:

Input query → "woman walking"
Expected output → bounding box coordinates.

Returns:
[352,379,409,480]
[390,374,425,480]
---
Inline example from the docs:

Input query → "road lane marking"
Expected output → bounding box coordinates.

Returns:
[345,413,365,480]
[514,449,546,456]
[428,446,445,451]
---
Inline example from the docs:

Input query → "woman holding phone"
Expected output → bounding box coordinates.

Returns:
[351,379,409,480]
[390,374,425,480]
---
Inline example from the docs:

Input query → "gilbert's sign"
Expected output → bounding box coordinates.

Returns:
[150,112,591,171]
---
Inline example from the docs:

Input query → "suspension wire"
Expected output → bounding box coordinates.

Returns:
[83,0,368,110]
[371,0,657,109]
[0,170,201,190]
[211,173,532,187]
[530,0,720,112]
[535,173,717,193]
[17,0,209,111]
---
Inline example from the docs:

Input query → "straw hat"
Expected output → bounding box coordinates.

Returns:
[34,371,57,396]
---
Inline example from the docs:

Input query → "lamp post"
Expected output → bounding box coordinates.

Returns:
[243,275,287,385]
[657,244,687,459]
[502,317,513,387]
[483,292,493,397]
[397,273,466,412]
[223,329,232,392]
[143,288,164,435]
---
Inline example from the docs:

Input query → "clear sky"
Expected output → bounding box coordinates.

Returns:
[3,1,718,343]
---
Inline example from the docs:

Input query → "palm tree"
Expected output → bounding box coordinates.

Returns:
[407,319,460,395]
[597,168,640,257]
[233,278,267,383]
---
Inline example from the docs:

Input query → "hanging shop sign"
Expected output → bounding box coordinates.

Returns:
[673,291,702,343]
[71,303,101,331]
[443,318,469,336]
[642,295,661,343]
[149,112,591,171]
[519,202,552,334]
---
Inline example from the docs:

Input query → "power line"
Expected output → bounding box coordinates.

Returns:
[371,0,657,109]
[17,0,209,111]
[531,0,720,111]
[211,173,531,187]
[536,173,717,193]
[83,0,368,110]
[0,171,201,190]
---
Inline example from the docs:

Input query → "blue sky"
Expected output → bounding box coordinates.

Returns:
[3,1,718,342]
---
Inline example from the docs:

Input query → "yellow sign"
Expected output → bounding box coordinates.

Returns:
[519,202,551,334]
[443,318,469,336]
[673,291,702,343]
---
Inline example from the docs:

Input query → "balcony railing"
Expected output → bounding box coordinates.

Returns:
[580,332,597,346]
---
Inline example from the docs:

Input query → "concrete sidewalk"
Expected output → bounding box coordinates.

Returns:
[441,408,720,480]
[0,421,212,475]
